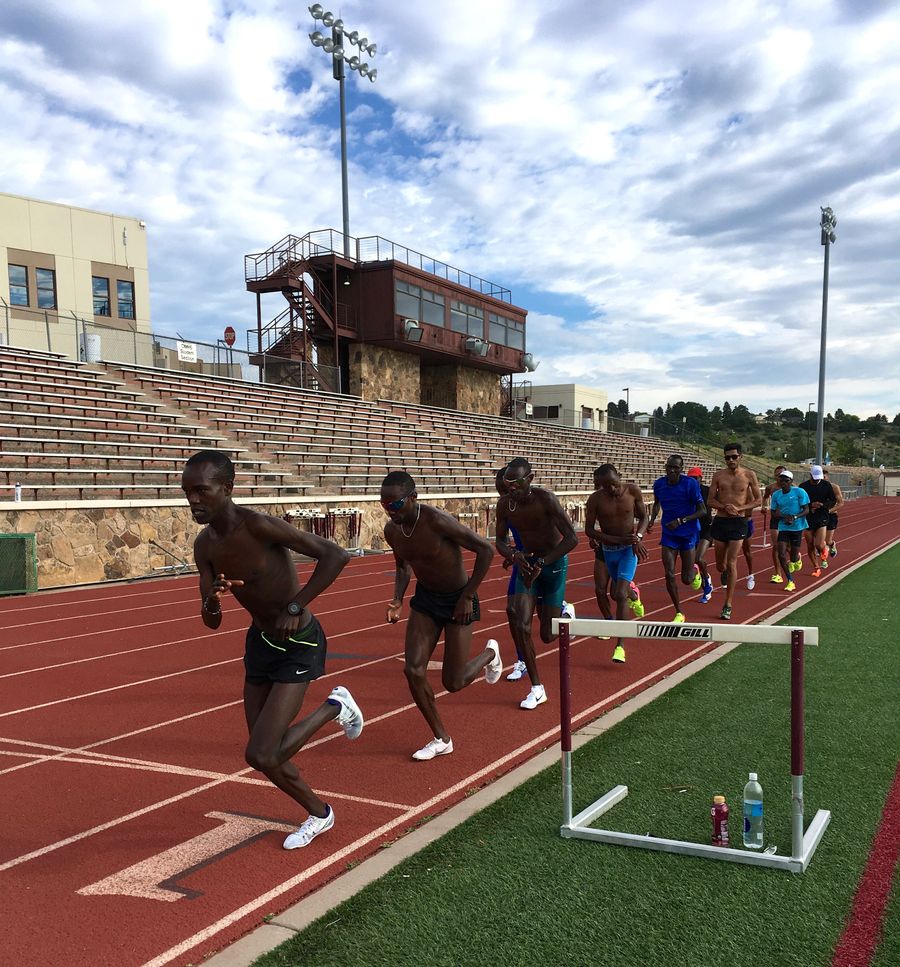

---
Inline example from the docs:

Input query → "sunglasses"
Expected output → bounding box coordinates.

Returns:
[503,475,530,488]
[380,491,413,512]
[724,454,741,461]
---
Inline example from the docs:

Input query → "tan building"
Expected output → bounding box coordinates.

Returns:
[0,192,151,358]
[518,383,609,432]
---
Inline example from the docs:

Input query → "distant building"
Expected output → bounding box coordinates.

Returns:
[515,383,609,432]
[0,192,150,357]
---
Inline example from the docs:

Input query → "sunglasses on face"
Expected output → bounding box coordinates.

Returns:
[503,475,530,488]
[381,492,412,512]
[725,454,741,461]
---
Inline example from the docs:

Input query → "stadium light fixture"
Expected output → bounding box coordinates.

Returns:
[621,387,630,415]
[465,336,490,357]
[307,6,378,257]
[403,318,424,342]
[815,206,836,466]
[523,352,539,372]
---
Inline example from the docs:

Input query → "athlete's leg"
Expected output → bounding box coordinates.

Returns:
[403,609,449,741]
[722,540,742,609]
[244,680,337,816]
[508,591,540,687]
[441,621,495,693]
[661,545,682,614]
[593,555,613,619]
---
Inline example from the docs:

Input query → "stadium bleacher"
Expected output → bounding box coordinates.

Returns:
[0,345,717,502]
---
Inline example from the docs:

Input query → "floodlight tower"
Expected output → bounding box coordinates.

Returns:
[815,206,836,466]
[308,5,378,257]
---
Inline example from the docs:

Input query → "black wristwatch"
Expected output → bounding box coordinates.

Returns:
[286,600,303,617]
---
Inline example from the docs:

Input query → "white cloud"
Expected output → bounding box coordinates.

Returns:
[0,0,897,419]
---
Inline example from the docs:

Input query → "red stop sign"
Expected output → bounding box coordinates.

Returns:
[223,326,236,347]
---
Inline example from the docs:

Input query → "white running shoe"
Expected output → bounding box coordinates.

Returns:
[747,574,756,591]
[412,736,454,761]
[328,686,364,739]
[484,639,502,684]
[520,685,547,710]
[561,601,576,619]
[506,660,527,681]
[283,806,334,850]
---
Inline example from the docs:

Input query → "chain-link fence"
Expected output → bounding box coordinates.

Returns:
[0,303,340,392]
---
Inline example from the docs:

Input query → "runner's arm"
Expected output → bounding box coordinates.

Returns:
[541,492,578,565]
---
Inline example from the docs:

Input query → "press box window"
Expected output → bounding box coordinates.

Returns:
[450,299,484,336]
[533,405,560,420]
[92,276,111,316]
[8,265,28,306]
[117,280,135,319]
[395,281,445,326]
[36,268,57,309]
[488,312,525,350]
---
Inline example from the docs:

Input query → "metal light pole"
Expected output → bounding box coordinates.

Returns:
[806,402,814,460]
[622,387,630,417]
[308,5,378,258]
[815,207,836,466]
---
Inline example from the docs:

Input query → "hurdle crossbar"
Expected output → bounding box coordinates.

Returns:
[554,617,831,873]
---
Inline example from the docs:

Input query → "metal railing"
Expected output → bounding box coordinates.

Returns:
[0,305,340,392]
[244,229,513,303]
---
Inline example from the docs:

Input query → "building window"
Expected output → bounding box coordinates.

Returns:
[533,405,560,420]
[35,268,57,309]
[92,276,111,316]
[395,280,445,326]
[8,265,29,306]
[117,280,135,319]
[450,299,484,337]
[488,312,525,350]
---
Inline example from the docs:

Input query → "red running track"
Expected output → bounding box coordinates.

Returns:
[0,496,898,967]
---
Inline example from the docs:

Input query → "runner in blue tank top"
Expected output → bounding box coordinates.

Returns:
[648,454,707,622]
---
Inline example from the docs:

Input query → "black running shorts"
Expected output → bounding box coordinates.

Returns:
[244,616,328,685]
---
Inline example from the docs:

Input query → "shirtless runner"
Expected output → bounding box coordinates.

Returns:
[495,457,579,709]
[584,464,649,664]
[183,450,363,851]
[381,471,501,761]
[707,443,761,620]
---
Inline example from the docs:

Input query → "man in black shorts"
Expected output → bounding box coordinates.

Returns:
[382,471,501,760]
[800,465,836,577]
[183,451,363,851]
[707,443,761,620]
[822,469,844,558]
[687,467,715,603]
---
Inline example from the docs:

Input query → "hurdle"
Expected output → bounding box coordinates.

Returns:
[554,617,831,873]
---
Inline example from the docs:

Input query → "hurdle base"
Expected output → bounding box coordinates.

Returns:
[561,785,831,873]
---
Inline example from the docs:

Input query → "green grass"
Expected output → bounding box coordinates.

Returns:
[253,548,900,967]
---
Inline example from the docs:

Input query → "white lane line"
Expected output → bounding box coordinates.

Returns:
[138,643,713,967]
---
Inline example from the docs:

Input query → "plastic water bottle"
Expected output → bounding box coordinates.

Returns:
[14,482,22,502]
[742,773,764,849]
[711,795,729,846]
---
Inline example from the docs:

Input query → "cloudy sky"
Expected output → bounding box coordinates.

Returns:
[2,0,898,418]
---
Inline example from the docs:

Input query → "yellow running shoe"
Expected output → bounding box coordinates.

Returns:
[673,612,686,623]
[691,565,702,591]
[785,581,796,592]
[770,574,784,584]
[612,645,626,663]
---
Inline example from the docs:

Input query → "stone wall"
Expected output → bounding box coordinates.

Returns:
[457,366,501,415]
[0,492,593,591]
[348,343,420,402]
[421,363,501,414]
